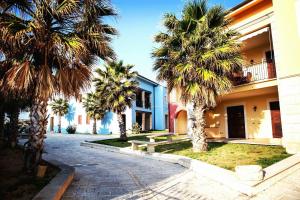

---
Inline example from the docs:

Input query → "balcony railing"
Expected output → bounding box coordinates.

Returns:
[232,61,277,86]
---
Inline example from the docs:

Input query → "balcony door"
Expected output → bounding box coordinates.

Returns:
[227,105,246,138]
[270,101,283,138]
[265,50,276,78]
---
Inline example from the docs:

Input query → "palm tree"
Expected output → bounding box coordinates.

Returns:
[0,0,117,169]
[82,92,107,135]
[94,61,138,141]
[1,57,31,146]
[0,105,4,139]
[50,98,69,133]
[153,0,242,152]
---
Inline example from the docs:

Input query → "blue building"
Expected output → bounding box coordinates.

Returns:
[47,74,168,134]
[131,75,168,131]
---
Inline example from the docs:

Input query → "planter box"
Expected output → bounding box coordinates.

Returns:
[235,165,264,183]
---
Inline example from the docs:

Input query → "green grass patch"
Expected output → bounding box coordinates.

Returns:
[92,134,186,148]
[93,135,148,148]
[155,141,291,171]
[141,130,168,134]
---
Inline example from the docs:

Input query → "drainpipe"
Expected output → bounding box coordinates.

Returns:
[153,86,156,130]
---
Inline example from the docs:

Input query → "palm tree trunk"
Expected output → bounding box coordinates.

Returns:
[191,101,208,152]
[25,97,48,172]
[58,114,61,133]
[8,107,19,148]
[93,117,97,135]
[117,113,127,141]
[0,106,4,139]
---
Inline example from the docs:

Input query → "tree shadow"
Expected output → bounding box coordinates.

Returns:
[256,154,291,169]
[99,112,113,134]
[65,103,76,125]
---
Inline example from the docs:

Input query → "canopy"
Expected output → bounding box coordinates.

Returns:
[239,27,269,41]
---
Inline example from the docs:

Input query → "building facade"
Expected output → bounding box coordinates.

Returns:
[169,0,300,153]
[48,75,168,134]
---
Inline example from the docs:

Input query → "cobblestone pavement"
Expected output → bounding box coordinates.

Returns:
[44,134,246,200]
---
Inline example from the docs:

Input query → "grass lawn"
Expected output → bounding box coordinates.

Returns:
[155,141,291,171]
[92,134,186,148]
[141,130,168,134]
[92,136,291,171]
[93,135,148,148]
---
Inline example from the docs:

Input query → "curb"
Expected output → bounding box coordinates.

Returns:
[81,141,300,197]
[33,159,75,200]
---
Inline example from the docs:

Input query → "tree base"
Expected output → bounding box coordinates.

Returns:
[192,143,208,152]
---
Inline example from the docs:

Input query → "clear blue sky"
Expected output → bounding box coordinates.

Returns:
[107,0,243,81]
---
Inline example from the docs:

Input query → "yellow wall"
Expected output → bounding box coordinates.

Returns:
[242,43,270,65]
[230,0,272,25]
[205,92,279,139]
[271,0,300,153]
[229,0,273,33]
[272,0,300,77]
[176,111,187,134]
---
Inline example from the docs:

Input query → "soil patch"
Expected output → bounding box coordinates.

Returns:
[0,143,59,200]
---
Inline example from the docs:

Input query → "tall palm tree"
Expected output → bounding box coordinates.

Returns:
[50,98,69,133]
[153,0,242,152]
[0,0,117,169]
[94,61,138,141]
[82,92,107,135]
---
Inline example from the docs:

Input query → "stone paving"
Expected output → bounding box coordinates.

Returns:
[44,134,246,200]
[43,134,300,200]
[251,169,300,200]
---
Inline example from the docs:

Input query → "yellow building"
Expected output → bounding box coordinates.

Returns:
[169,0,300,153]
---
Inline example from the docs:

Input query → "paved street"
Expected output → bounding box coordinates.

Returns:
[44,134,246,200]
[44,134,300,200]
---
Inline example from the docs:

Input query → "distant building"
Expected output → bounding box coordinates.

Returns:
[48,74,168,134]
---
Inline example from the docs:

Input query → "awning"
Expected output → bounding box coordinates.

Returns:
[239,27,269,41]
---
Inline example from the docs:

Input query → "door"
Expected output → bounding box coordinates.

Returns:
[50,117,54,131]
[227,105,246,138]
[265,50,276,78]
[270,101,283,138]
[165,114,169,129]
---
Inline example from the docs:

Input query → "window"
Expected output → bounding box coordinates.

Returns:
[136,112,143,127]
[136,89,143,107]
[78,115,82,125]
[165,115,169,129]
[86,115,90,125]
[144,92,151,109]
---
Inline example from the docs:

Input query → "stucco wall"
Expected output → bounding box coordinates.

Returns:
[205,92,279,139]
[175,110,187,134]
[271,0,300,153]
[242,43,270,65]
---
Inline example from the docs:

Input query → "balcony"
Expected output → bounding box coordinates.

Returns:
[135,89,152,110]
[232,61,276,86]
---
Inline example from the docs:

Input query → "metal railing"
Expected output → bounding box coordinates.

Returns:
[232,61,276,86]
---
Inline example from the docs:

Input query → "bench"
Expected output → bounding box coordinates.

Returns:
[128,140,168,153]
[146,133,174,143]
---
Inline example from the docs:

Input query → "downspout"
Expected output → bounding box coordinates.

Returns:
[153,86,156,130]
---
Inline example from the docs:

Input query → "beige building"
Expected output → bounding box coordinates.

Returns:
[168,0,300,153]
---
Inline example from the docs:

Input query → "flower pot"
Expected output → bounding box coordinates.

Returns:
[37,165,48,178]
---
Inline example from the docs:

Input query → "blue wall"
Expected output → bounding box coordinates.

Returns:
[133,76,167,130]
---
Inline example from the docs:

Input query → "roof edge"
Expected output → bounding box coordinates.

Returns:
[137,74,160,86]
[229,0,253,12]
